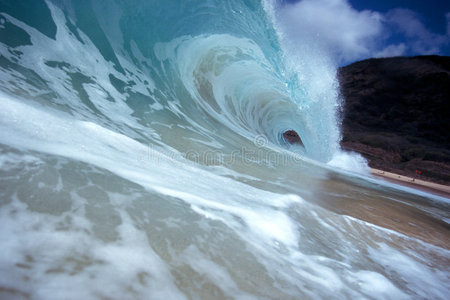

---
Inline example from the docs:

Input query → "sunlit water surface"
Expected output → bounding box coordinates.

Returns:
[0,0,449,299]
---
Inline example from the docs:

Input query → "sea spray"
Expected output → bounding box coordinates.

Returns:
[0,1,448,299]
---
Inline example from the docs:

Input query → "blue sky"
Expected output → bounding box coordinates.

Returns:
[349,0,449,36]
[277,0,450,65]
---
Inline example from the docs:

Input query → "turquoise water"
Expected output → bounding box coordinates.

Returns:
[0,1,449,299]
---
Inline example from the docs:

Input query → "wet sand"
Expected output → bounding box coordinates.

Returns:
[312,168,450,250]
[370,168,450,199]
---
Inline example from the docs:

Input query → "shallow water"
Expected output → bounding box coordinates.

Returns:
[0,0,449,299]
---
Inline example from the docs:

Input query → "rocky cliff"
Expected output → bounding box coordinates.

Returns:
[338,55,450,184]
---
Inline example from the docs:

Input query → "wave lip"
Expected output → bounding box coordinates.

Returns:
[1,0,448,299]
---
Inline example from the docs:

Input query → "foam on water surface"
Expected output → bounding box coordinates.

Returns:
[0,0,449,299]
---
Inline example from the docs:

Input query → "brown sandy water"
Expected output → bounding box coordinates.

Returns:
[1,142,449,299]
[312,170,450,250]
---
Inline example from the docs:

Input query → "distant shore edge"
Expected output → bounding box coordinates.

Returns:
[370,168,450,198]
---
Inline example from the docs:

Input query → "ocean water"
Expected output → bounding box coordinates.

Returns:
[0,0,449,299]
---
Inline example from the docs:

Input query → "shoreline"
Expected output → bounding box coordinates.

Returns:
[370,168,450,198]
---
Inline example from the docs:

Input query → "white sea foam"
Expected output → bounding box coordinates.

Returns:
[0,0,449,298]
[3,89,448,298]
[327,150,370,174]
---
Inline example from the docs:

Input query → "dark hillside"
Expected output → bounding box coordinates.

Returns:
[338,55,450,184]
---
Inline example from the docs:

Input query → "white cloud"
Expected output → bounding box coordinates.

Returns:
[385,8,448,55]
[277,0,383,64]
[374,43,406,58]
[275,0,450,65]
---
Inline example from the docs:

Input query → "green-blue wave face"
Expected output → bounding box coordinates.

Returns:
[0,1,448,299]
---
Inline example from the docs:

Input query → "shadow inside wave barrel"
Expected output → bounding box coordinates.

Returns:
[283,130,303,146]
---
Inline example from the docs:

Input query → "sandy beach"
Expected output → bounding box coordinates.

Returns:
[370,168,450,198]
